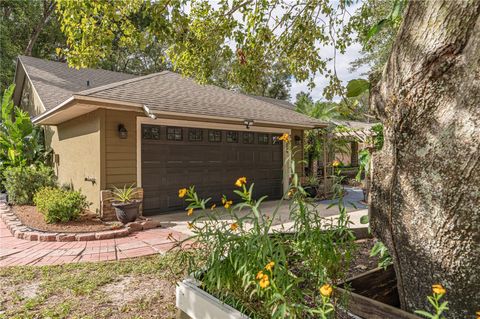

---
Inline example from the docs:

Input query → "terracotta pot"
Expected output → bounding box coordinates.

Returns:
[112,200,140,224]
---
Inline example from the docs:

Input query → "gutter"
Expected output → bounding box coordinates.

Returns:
[32,96,75,124]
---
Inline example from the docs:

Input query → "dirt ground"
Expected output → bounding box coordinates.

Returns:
[13,205,121,233]
[0,254,185,319]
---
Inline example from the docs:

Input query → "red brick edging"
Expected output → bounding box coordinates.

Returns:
[0,202,160,242]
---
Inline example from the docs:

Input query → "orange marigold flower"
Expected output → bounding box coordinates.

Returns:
[230,223,238,231]
[178,188,187,198]
[187,208,194,216]
[259,274,270,288]
[256,271,264,280]
[235,177,247,187]
[211,204,216,210]
[332,160,341,167]
[319,284,333,297]
[432,284,446,295]
[224,200,233,209]
[265,261,275,271]
[278,133,290,142]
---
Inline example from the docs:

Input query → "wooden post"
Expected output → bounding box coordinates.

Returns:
[323,131,328,198]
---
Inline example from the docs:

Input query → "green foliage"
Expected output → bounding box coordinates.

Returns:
[415,286,449,319]
[34,187,89,223]
[370,241,393,270]
[0,0,65,91]
[346,79,370,98]
[175,144,355,318]
[2,165,56,205]
[111,184,138,203]
[0,84,50,172]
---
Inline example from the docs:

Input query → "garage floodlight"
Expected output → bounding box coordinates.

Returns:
[243,119,254,129]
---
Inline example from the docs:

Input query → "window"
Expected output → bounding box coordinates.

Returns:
[208,130,222,142]
[272,134,282,144]
[142,126,161,140]
[258,133,269,144]
[243,132,255,144]
[188,128,203,141]
[167,127,183,141]
[226,131,238,143]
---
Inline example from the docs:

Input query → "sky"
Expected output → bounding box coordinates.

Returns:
[290,41,368,103]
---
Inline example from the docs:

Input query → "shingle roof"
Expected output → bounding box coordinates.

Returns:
[77,71,323,127]
[19,56,137,110]
[20,56,325,128]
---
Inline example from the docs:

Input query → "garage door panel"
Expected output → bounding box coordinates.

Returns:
[142,124,283,214]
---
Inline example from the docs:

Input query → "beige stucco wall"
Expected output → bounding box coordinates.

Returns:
[44,110,103,213]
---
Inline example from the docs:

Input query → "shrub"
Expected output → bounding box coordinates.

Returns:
[2,165,56,204]
[34,187,89,223]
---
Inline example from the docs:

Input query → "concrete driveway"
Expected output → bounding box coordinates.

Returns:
[150,187,368,235]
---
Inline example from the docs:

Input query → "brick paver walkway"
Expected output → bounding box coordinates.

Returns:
[0,219,187,267]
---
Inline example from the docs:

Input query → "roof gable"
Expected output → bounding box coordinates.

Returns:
[18,56,137,110]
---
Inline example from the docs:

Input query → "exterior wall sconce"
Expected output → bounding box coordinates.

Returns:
[118,124,128,139]
[244,119,254,129]
[294,135,301,145]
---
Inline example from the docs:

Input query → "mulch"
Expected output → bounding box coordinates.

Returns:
[13,205,120,233]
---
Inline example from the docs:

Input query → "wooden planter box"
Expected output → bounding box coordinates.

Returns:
[337,266,420,319]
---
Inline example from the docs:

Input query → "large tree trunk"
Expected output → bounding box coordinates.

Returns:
[24,0,55,56]
[369,0,480,317]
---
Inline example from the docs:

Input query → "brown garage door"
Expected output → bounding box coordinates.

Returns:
[141,124,283,214]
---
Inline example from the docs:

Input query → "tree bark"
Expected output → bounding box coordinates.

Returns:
[369,0,480,317]
[24,0,55,56]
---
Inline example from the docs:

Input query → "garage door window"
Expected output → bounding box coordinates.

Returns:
[167,127,183,141]
[208,130,222,142]
[226,131,238,143]
[258,133,269,144]
[188,128,203,141]
[142,126,161,140]
[243,132,255,144]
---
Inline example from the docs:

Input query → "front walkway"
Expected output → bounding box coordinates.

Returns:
[0,220,186,267]
[0,187,368,267]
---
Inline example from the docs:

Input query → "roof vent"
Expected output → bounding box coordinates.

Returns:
[86,80,90,87]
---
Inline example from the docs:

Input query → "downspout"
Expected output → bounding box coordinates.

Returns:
[142,104,156,119]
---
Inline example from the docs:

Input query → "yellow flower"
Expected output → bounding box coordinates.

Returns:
[432,284,446,295]
[235,177,247,187]
[265,261,275,271]
[319,284,333,297]
[476,311,480,319]
[178,188,187,198]
[222,198,226,204]
[230,223,238,231]
[256,271,264,280]
[224,200,233,209]
[332,160,341,167]
[187,208,194,216]
[278,133,290,142]
[259,274,270,288]
[211,204,216,210]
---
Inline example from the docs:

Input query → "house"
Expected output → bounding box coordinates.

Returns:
[13,56,326,216]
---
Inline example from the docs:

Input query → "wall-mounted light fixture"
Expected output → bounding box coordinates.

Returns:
[294,135,301,145]
[243,119,254,129]
[118,124,128,139]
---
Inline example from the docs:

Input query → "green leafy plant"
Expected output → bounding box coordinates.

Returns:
[0,84,50,172]
[415,284,449,319]
[34,187,89,223]
[173,136,356,318]
[2,165,56,205]
[370,241,393,270]
[111,184,138,203]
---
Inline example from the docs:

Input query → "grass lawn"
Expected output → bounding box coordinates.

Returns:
[0,253,188,319]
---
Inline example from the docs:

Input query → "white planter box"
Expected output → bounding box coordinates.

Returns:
[176,278,249,319]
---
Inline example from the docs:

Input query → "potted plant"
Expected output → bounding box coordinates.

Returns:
[302,174,319,198]
[111,184,141,224]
